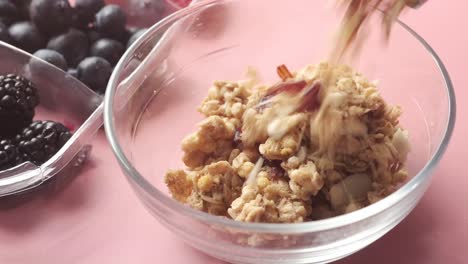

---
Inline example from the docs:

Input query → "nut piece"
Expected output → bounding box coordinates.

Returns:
[277,64,294,81]
[392,128,410,162]
[329,173,372,210]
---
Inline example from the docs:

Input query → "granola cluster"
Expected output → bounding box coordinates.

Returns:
[165,63,410,223]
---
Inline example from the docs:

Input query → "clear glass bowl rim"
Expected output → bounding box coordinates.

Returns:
[104,0,456,234]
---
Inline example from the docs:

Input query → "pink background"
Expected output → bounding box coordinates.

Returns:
[0,1,467,263]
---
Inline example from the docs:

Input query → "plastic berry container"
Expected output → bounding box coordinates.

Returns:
[0,0,184,202]
[0,41,103,198]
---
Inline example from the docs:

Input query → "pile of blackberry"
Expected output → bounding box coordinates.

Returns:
[0,0,161,94]
[0,73,72,171]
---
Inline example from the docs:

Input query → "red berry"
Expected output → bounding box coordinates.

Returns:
[63,120,76,132]
[168,0,191,8]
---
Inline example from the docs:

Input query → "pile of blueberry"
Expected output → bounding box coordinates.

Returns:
[0,0,152,94]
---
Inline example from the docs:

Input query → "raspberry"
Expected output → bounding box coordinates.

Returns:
[168,0,191,8]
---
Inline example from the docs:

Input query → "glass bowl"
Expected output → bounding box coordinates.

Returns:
[104,0,456,263]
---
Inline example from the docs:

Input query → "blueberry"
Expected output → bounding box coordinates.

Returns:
[47,29,89,67]
[87,29,101,45]
[73,0,104,29]
[0,0,18,25]
[116,27,132,45]
[7,0,29,21]
[33,49,67,71]
[9,0,29,7]
[90,38,124,66]
[29,0,72,36]
[0,21,11,43]
[67,68,77,78]
[95,5,126,39]
[77,57,112,93]
[127,27,140,36]
[8,21,45,53]
[127,28,147,48]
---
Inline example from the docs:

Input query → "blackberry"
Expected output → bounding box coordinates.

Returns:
[0,21,11,43]
[29,0,72,36]
[15,120,72,165]
[127,28,147,48]
[0,74,39,137]
[8,21,45,53]
[76,56,112,93]
[33,49,68,71]
[0,138,22,170]
[0,0,18,25]
[73,0,104,29]
[95,5,126,39]
[47,29,89,67]
[90,38,124,66]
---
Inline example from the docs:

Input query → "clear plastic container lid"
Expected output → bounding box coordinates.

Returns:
[0,42,103,197]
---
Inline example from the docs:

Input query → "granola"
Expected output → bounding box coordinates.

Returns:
[165,62,410,223]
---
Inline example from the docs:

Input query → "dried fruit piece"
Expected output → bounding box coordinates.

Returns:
[257,80,308,111]
[267,80,307,98]
[263,158,282,168]
[297,81,322,112]
[265,166,285,181]
[258,80,321,113]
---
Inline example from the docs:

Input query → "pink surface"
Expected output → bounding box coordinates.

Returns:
[0,1,467,263]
